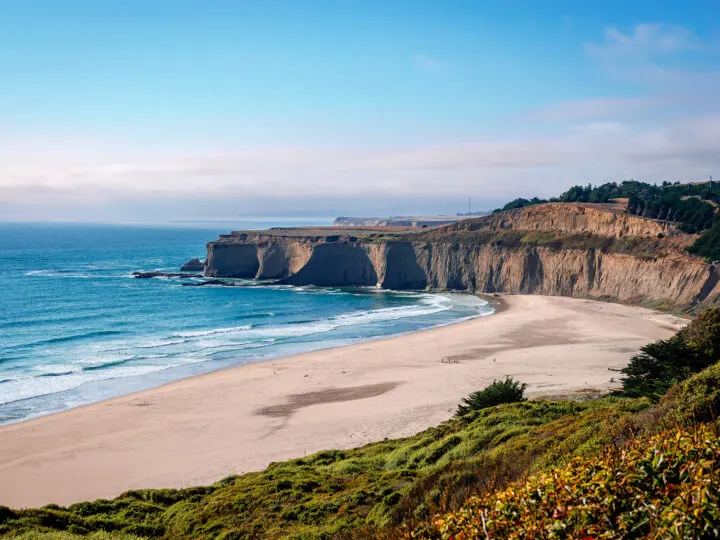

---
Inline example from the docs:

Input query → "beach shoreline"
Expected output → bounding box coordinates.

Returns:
[0,294,685,508]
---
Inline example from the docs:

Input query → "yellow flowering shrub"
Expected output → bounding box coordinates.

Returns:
[412,422,720,539]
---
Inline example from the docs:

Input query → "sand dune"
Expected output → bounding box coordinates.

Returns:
[0,295,685,508]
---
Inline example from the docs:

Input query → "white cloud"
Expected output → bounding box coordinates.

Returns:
[585,23,703,60]
[2,115,719,218]
[522,23,719,124]
[581,22,720,89]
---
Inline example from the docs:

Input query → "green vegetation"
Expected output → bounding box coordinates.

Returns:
[616,307,720,400]
[456,377,526,416]
[687,214,720,261]
[493,197,547,213]
[493,180,720,250]
[412,421,720,539]
[409,310,720,539]
[0,399,650,539]
[4,311,720,539]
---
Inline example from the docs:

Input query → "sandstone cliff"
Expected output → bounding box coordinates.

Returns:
[206,204,719,309]
[450,203,672,238]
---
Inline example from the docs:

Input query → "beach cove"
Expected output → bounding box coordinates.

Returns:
[0,295,684,508]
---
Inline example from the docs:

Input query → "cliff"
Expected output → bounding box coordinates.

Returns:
[450,203,672,238]
[206,204,720,309]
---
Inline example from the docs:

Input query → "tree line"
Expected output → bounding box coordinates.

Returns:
[494,180,720,260]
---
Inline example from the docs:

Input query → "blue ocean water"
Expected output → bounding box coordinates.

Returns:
[0,222,492,425]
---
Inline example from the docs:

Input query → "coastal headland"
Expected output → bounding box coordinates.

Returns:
[0,294,684,508]
[204,203,720,310]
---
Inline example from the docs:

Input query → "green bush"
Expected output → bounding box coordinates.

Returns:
[654,362,720,428]
[687,215,720,261]
[493,197,547,213]
[683,306,720,359]
[617,308,720,399]
[456,377,527,417]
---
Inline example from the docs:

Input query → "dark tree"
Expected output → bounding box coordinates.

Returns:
[456,377,527,417]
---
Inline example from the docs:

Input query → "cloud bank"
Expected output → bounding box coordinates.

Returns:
[2,113,719,222]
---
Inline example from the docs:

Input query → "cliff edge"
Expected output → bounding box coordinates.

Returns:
[206,204,719,309]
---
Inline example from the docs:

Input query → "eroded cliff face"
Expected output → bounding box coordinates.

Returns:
[206,205,719,309]
[455,203,672,238]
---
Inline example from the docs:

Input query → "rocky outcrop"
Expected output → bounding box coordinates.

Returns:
[205,204,719,309]
[133,271,200,279]
[180,258,205,271]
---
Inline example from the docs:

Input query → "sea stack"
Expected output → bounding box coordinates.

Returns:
[180,258,205,271]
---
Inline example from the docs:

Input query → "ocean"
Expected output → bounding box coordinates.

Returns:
[0,222,493,425]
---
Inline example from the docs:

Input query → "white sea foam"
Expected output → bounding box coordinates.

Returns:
[0,290,492,418]
[24,269,96,279]
[0,364,167,406]
[173,325,253,338]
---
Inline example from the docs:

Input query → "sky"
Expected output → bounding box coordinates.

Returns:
[1,0,719,223]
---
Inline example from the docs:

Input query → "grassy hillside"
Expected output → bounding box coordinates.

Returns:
[0,399,649,539]
[411,420,720,539]
[410,363,720,539]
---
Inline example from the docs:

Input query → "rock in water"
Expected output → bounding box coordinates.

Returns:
[132,271,200,279]
[180,258,205,271]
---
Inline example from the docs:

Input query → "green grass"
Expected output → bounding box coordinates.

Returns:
[0,399,649,540]
[410,361,720,539]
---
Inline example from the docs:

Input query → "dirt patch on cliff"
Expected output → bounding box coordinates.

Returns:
[255,382,400,418]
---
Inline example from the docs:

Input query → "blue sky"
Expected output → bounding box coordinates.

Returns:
[1,1,719,222]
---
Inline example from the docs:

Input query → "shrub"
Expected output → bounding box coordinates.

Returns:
[412,421,720,539]
[687,215,720,261]
[456,377,527,417]
[654,362,720,428]
[617,308,720,400]
[616,335,697,399]
[683,307,720,359]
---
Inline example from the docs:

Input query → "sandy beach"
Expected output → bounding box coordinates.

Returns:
[0,295,685,508]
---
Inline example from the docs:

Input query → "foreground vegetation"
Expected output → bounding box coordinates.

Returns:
[412,421,720,539]
[687,214,720,262]
[0,399,649,539]
[3,310,720,539]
